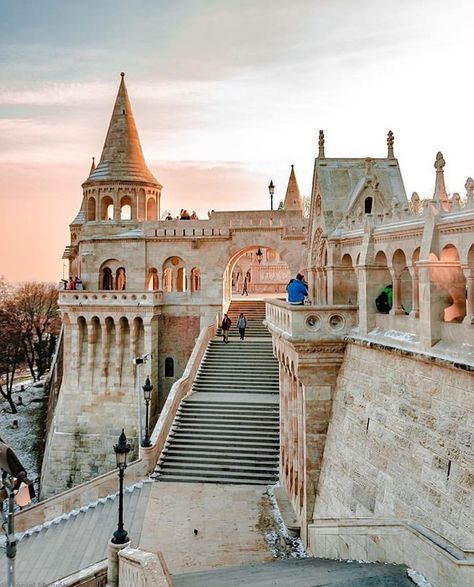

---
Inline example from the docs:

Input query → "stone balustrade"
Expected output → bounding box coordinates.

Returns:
[59,290,163,307]
[264,299,358,342]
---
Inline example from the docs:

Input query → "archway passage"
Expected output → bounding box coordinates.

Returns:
[225,246,291,301]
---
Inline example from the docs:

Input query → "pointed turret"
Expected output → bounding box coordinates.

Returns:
[89,156,96,174]
[83,73,160,186]
[283,165,303,211]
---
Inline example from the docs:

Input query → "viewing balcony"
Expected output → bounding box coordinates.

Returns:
[264,299,358,342]
[58,290,163,307]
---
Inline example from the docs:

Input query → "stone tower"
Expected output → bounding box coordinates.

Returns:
[283,165,303,211]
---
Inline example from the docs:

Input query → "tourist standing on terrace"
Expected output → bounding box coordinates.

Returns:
[287,273,308,305]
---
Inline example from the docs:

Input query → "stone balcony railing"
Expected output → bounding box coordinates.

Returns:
[58,290,163,307]
[264,299,358,342]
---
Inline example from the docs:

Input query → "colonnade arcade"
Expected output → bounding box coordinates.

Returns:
[84,186,159,222]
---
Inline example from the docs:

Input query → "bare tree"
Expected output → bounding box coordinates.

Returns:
[15,282,61,380]
[0,298,23,413]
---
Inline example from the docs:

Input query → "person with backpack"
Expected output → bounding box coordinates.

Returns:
[221,313,232,343]
[236,313,248,340]
[375,284,393,314]
[287,273,308,305]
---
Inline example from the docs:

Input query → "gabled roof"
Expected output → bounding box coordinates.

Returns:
[83,73,160,186]
[312,157,407,233]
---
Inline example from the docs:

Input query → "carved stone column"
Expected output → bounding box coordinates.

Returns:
[408,265,420,319]
[389,269,405,315]
[463,267,474,325]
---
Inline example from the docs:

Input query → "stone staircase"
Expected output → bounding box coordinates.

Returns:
[154,300,279,485]
[220,299,271,338]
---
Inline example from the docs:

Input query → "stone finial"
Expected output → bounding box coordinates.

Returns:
[433,151,448,207]
[89,156,96,174]
[318,130,325,158]
[387,130,395,158]
[451,192,461,211]
[465,177,474,207]
[410,191,421,215]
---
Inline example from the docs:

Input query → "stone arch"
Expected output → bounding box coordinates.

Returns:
[374,250,392,313]
[391,249,412,313]
[101,196,114,220]
[87,196,96,221]
[190,267,201,292]
[147,267,159,291]
[432,244,466,322]
[162,256,186,292]
[335,253,358,304]
[120,195,132,220]
[146,197,157,221]
[99,258,121,290]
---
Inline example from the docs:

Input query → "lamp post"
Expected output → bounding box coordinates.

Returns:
[141,377,153,448]
[112,430,131,545]
[0,439,34,587]
[256,248,263,265]
[268,180,275,210]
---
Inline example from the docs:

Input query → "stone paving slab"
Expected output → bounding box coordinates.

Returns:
[172,557,414,587]
[139,482,273,574]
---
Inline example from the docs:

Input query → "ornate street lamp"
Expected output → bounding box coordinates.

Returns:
[268,180,275,211]
[112,429,131,545]
[256,248,264,264]
[141,377,153,448]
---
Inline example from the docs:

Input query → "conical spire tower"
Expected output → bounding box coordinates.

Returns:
[84,73,159,186]
[283,165,303,211]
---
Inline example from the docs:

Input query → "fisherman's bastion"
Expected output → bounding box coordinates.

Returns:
[2,74,473,586]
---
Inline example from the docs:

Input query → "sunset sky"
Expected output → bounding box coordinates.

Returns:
[1,0,474,282]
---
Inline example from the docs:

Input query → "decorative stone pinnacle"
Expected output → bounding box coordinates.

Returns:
[433,151,448,206]
[387,130,394,158]
[434,151,445,171]
[318,130,325,158]
[120,72,125,78]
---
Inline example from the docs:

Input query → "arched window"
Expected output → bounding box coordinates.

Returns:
[115,267,126,290]
[101,267,113,290]
[165,357,174,377]
[147,268,159,291]
[101,196,114,220]
[191,268,201,292]
[120,196,132,220]
[146,197,157,220]
[364,197,373,214]
[87,196,96,221]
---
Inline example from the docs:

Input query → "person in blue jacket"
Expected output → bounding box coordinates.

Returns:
[287,273,308,305]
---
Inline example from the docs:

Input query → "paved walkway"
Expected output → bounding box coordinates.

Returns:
[139,482,273,574]
[172,557,414,586]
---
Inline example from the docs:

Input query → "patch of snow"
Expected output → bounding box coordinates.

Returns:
[369,328,419,344]
[407,568,433,587]
[265,484,308,559]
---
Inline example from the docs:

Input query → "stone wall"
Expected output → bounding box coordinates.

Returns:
[157,314,200,410]
[313,342,474,550]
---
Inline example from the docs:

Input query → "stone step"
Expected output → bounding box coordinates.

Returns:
[181,400,278,409]
[154,474,272,485]
[161,450,278,462]
[170,428,279,439]
[176,413,279,422]
[155,467,278,482]
[167,437,279,449]
[173,423,279,433]
[158,460,278,472]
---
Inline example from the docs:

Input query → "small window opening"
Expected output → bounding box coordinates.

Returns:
[447,460,452,480]
[364,197,373,214]
[366,417,370,433]
[165,357,174,378]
